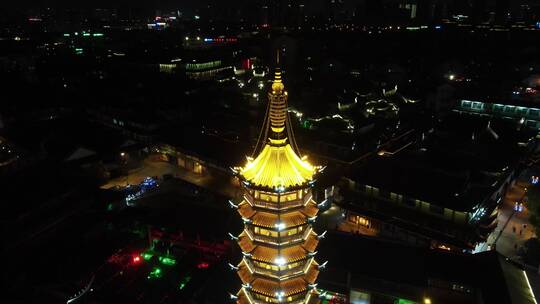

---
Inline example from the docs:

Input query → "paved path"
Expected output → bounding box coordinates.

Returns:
[101,158,240,199]
[491,179,536,259]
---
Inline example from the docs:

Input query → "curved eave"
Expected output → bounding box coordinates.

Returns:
[238,144,318,189]
[247,233,319,264]
[237,262,320,298]
[237,177,316,192]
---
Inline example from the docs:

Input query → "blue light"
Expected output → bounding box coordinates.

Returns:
[141,177,158,189]
[204,38,213,42]
[536,22,540,29]
[435,25,442,30]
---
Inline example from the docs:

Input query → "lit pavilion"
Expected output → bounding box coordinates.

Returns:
[230,65,325,304]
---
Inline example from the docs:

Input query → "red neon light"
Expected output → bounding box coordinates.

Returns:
[197,262,209,269]
[133,256,141,263]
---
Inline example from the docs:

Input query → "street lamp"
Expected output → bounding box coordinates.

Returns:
[120,152,128,186]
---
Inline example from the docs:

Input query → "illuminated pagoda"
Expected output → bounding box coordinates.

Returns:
[230,58,325,304]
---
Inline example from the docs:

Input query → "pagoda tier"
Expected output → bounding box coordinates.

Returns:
[232,66,322,304]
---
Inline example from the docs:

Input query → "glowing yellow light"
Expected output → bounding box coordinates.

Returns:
[239,143,316,188]
[424,298,432,304]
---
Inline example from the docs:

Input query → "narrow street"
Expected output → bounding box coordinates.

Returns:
[492,179,534,258]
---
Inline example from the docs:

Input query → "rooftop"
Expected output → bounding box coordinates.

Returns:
[348,114,530,211]
[238,142,317,189]
[317,232,539,304]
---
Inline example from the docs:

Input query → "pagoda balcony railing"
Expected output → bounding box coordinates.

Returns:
[245,193,313,211]
[248,292,307,304]
[245,228,312,246]
[251,198,303,210]
[245,259,307,280]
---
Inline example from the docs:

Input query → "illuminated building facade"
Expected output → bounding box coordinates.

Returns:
[231,67,324,303]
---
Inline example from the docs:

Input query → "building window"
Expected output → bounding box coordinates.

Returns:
[517,107,528,116]
[504,105,515,113]
[193,162,203,174]
[452,283,472,293]
[254,227,278,237]
[349,215,370,228]
[472,102,483,110]
[282,193,297,201]
[260,193,278,202]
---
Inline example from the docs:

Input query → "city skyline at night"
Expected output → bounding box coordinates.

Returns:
[1,2,540,304]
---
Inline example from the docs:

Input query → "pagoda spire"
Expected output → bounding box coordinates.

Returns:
[268,68,287,138]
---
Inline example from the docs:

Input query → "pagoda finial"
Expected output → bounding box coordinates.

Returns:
[272,49,284,92]
[269,49,286,136]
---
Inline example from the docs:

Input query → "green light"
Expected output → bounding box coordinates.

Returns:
[396,299,417,304]
[179,276,191,290]
[63,33,70,37]
[142,252,153,260]
[148,267,163,279]
[159,256,177,266]
[107,203,114,211]
[93,33,104,37]
[83,33,91,37]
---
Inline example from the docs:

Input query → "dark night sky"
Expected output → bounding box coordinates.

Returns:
[2,0,207,8]
[2,0,248,8]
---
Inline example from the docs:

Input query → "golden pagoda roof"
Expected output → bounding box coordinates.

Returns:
[248,210,307,228]
[238,230,319,259]
[302,202,319,218]
[306,289,321,304]
[239,141,317,189]
[236,292,251,304]
[251,276,308,297]
[238,258,319,284]
[303,231,319,252]
[251,245,307,264]
[238,231,257,252]
[239,197,318,219]
[238,202,257,219]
